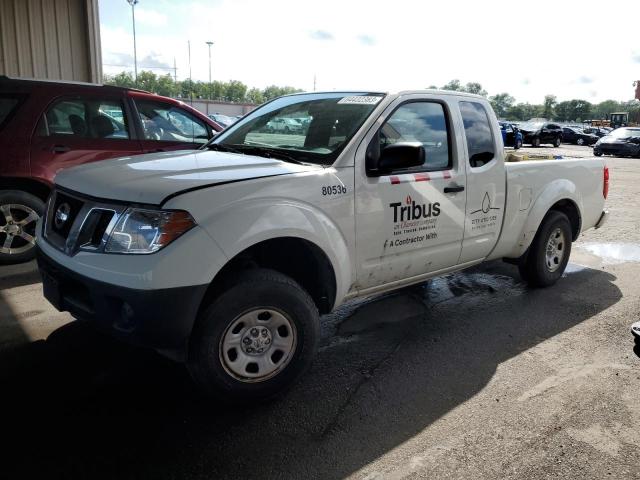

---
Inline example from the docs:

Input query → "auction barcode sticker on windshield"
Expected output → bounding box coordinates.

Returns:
[338,96,383,105]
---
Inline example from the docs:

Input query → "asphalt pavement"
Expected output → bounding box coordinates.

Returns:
[1,144,639,479]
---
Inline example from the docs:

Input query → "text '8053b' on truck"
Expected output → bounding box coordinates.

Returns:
[36,91,609,402]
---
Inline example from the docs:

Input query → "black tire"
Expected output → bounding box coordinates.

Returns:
[553,137,562,147]
[576,138,584,146]
[0,190,44,265]
[518,211,572,288]
[515,139,522,150]
[531,137,541,148]
[594,150,603,157]
[188,268,320,403]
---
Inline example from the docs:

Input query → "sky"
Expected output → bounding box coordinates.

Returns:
[99,0,640,104]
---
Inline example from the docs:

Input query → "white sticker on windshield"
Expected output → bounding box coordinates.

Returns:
[338,96,383,105]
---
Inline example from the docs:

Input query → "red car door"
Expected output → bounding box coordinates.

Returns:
[131,96,214,153]
[29,94,143,184]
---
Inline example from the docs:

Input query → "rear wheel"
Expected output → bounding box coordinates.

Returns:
[188,268,320,403]
[518,211,572,287]
[553,137,562,147]
[0,190,44,265]
[576,138,584,146]
[531,137,541,147]
[594,150,603,157]
[515,138,523,149]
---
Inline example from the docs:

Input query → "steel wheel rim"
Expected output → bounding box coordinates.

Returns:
[577,138,584,145]
[545,227,566,273]
[0,204,39,255]
[219,308,297,383]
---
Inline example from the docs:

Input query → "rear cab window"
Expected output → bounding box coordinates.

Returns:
[459,101,495,168]
[0,94,24,131]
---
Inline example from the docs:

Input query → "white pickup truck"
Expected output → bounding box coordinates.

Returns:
[36,91,609,401]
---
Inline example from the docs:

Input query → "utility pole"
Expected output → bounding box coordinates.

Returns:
[313,74,316,92]
[173,57,177,84]
[126,0,139,82]
[206,41,214,99]
[187,40,192,104]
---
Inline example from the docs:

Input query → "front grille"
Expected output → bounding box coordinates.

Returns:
[43,189,122,255]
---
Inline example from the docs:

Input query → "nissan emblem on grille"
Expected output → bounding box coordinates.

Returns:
[54,203,71,229]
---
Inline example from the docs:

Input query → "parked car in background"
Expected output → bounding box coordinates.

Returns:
[499,121,523,149]
[562,127,599,146]
[583,126,611,138]
[519,121,563,147]
[207,113,237,128]
[594,127,640,157]
[0,76,223,264]
[265,117,303,133]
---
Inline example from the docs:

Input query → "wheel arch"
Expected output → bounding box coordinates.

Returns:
[0,177,51,202]
[200,236,339,316]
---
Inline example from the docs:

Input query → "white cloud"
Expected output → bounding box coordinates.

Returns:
[135,8,168,27]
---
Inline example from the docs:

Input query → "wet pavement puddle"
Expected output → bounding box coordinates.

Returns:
[576,242,640,265]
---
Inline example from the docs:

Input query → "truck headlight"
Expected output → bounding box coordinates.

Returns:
[104,208,196,254]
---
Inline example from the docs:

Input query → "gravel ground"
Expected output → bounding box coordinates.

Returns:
[1,145,639,479]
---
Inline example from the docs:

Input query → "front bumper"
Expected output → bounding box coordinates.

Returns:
[37,247,208,361]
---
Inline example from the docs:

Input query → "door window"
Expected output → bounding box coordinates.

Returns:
[39,98,130,139]
[378,101,451,171]
[460,101,495,168]
[135,100,209,144]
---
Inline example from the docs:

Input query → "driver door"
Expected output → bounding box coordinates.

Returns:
[354,97,467,291]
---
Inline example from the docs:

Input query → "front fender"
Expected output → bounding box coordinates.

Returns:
[516,179,583,256]
[199,199,353,307]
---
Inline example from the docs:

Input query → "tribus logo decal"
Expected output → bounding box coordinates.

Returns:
[389,195,441,223]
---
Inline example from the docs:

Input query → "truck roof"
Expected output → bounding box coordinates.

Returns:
[282,89,487,100]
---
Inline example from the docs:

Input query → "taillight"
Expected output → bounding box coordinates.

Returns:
[603,166,609,199]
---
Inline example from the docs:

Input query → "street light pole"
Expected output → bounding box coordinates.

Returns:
[206,41,214,100]
[127,0,139,83]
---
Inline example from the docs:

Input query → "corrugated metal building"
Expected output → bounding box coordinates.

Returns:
[0,0,101,83]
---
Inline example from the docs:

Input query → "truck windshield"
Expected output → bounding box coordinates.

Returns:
[207,92,385,165]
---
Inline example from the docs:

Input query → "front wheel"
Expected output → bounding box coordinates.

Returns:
[594,150,603,157]
[515,138,523,150]
[553,137,562,147]
[576,138,584,146]
[0,190,44,265]
[188,268,319,403]
[518,211,572,287]
[531,137,541,148]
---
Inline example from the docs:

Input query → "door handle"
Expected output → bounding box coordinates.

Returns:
[444,184,465,193]
[51,145,71,153]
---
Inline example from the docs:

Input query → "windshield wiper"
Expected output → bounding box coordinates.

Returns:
[227,144,308,165]
[206,143,243,154]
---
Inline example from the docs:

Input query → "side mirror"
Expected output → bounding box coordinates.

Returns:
[374,142,425,174]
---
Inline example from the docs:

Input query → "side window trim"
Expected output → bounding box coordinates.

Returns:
[367,99,453,175]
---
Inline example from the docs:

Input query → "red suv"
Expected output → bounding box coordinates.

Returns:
[0,76,222,264]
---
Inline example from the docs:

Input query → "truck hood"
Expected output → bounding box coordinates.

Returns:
[54,150,322,205]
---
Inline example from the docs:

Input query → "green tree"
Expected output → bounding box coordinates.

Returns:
[489,93,515,118]
[103,71,135,88]
[155,74,177,97]
[542,95,557,119]
[224,80,248,102]
[135,70,159,93]
[246,87,265,104]
[441,79,463,91]
[465,82,487,96]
